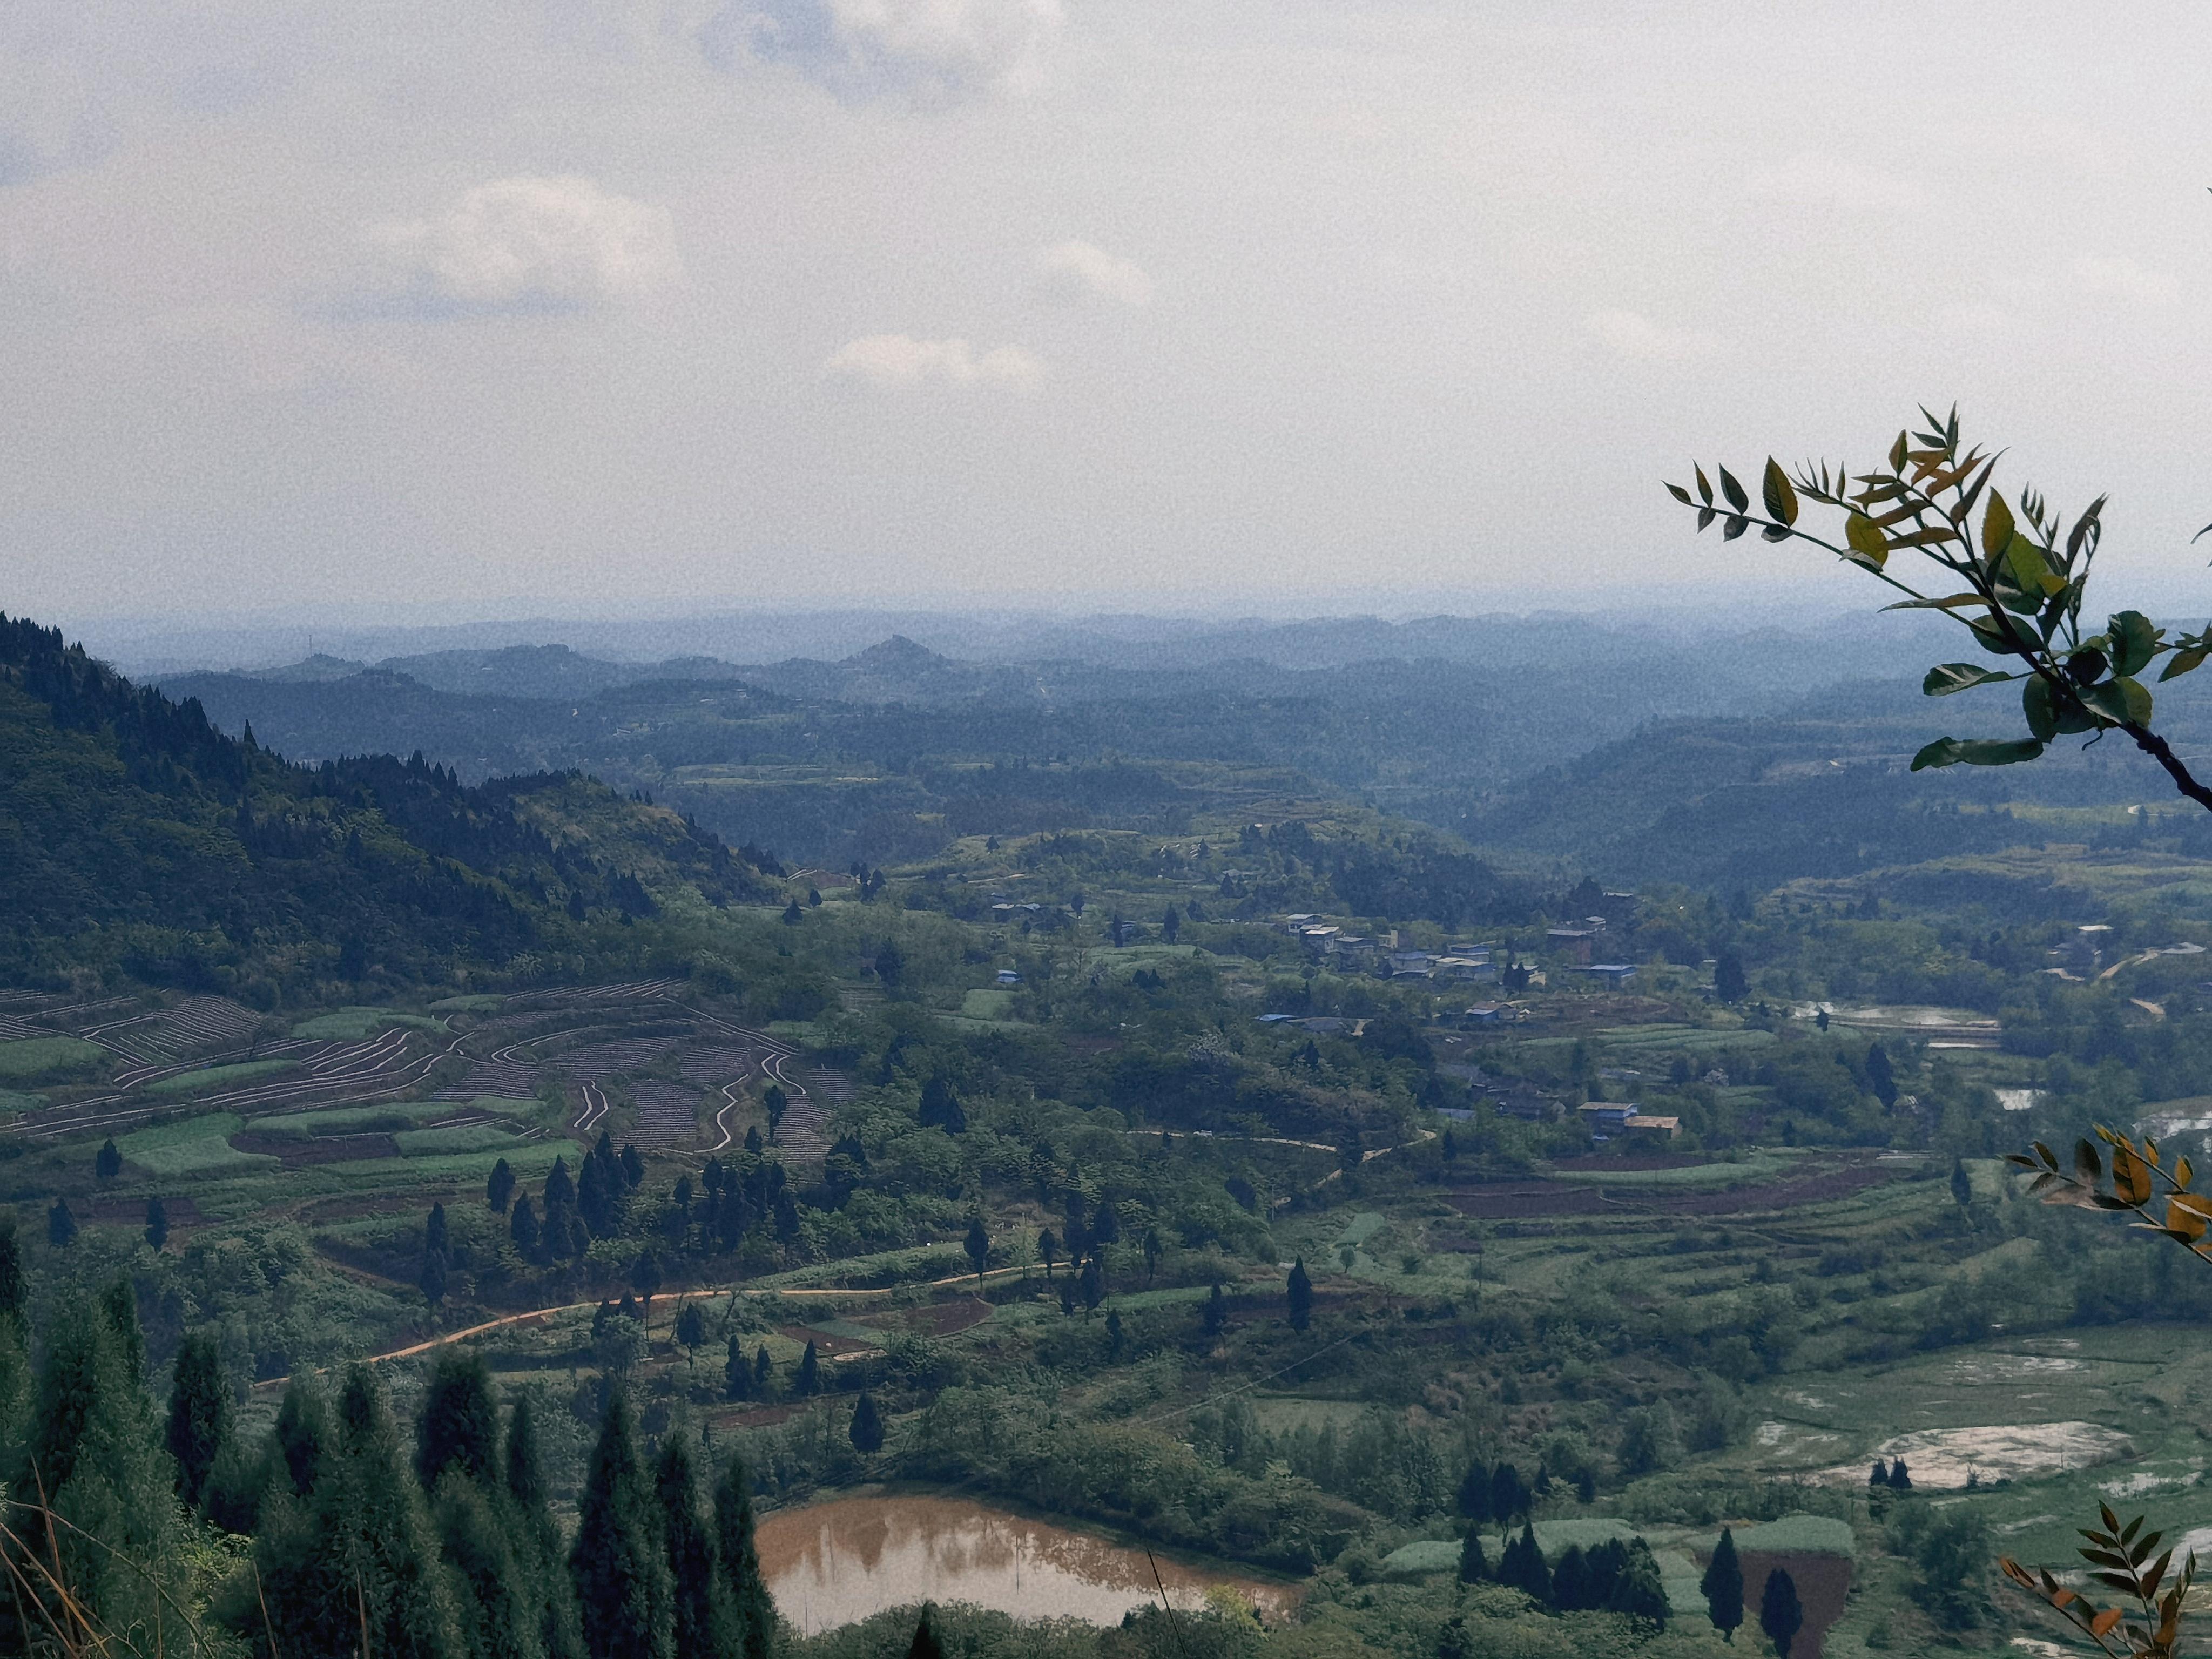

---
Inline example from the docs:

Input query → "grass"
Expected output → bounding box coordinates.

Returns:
[117,1114,278,1176]
[1544,1157,1793,1189]
[429,994,507,1012]
[960,988,1016,1020]
[0,1090,42,1115]
[146,1058,295,1095]
[0,1035,109,1083]
[394,1124,524,1156]
[288,1007,446,1040]
[320,1146,566,1182]
[1733,1515,1856,1556]
[245,1102,460,1138]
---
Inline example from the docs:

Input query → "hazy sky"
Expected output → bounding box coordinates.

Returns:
[6,2,2212,624]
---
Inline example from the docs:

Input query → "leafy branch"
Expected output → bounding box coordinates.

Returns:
[2005,1125,2212,1259]
[1669,407,2212,813]
[2000,1504,2195,1659]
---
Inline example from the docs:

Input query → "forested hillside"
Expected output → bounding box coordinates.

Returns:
[0,615,775,990]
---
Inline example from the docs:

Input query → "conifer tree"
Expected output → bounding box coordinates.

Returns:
[849,1391,885,1455]
[1498,1521,1551,1606]
[1456,1459,1491,1524]
[1889,1456,1913,1491]
[1489,1460,1522,1525]
[167,1331,231,1511]
[796,1340,820,1397]
[1759,1568,1804,1659]
[711,1452,773,1659]
[100,1276,147,1384]
[1458,1529,1487,1583]
[275,1376,331,1496]
[48,1196,77,1247]
[145,1193,170,1250]
[1607,1537,1669,1624]
[965,1215,989,1279]
[753,1344,773,1398]
[253,1365,462,1659]
[907,1603,947,1659]
[1286,1257,1313,1331]
[570,1390,671,1659]
[436,1473,541,1659]
[507,1395,582,1659]
[656,1438,716,1659]
[419,1350,501,1488]
[512,1195,542,1258]
[1702,1526,1745,1642]
[489,1158,517,1214]
[4,1298,180,1653]
[1203,1282,1226,1336]
[96,1136,121,1181]
[725,1335,752,1401]
[1951,1157,1973,1207]
[1552,1543,1592,1609]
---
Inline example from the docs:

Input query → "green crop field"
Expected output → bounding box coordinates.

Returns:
[145,1059,296,1095]
[288,1007,447,1040]
[117,1114,278,1175]
[0,1036,109,1082]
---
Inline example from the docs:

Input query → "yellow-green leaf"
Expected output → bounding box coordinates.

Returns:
[1846,512,1889,565]
[1983,490,2016,558]
[2006,533,2052,591]
[1762,458,1799,526]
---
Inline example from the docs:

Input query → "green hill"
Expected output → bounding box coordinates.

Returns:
[0,612,777,990]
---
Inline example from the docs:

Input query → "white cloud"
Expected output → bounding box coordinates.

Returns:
[2073,255,2179,306]
[1584,309,1716,363]
[701,0,1060,103]
[824,333,1044,388]
[1034,239,1152,307]
[364,176,679,317]
[1938,301,2013,335]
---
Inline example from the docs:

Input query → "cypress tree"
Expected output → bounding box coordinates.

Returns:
[724,1336,752,1401]
[1759,1568,1804,1659]
[1202,1282,1225,1335]
[849,1391,885,1455]
[1498,1521,1550,1605]
[507,1395,582,1659]
[1607,1537,1668,1625]
[489,1158,517,1214]
[570,1390,671,1659]
[436,1474,541,1659]
[907,1603,947,1659]
[167,1331,232,1510]
[546,1157,576,1211]
[0,1215,24,1326]
[1456,1529,1487,1583]
[96,1137,121,1181]
[795,1340,819,1397]
[1456,1459,1491,1524]
[145,1194,170,1250]
[656,1438,716,1659]
[710,1452,773,1659]
[1489,1460,1521,1523]
[48,1196,77,1247]
[1950,1157,1973,1206]
[1702,1526,1745,1642]
[1286,1257,1313,1331]
[753,1344,772,1398]
[100,1277,146,1385]
[275,1376,331,1496]
[1551,1543,1591,1609]
[4,1299,180,1652]
[1889,1456,1913,1490]
[419,1350,501,1488]
[252,1365,463,1659]
[512,1195,542,1258]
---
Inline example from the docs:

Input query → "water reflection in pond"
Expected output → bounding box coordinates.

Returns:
[757,1495,1298,1635]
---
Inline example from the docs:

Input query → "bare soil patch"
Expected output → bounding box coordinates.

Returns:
[231,1130,400,1166]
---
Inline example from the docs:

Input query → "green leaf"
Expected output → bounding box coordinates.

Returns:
[1883,592,1985,612]
[1925,663,2019,697]
[2024,675,2059,741]
[1911,738,1964,771]
[2006,534,2053,592]
[1665,482,1695,506]
[1762,458,1799,526]
[1718,467,1749,512]
[2109,610,2159,676]
[2160,648,2208,683]
[1982,490,2015,558]
[1952,738,2047,766]
[2081,677,2154,726]
[1694,466,1714,507]
[1722,515,1750,541]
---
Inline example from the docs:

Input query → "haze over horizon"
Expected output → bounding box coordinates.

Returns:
[9,3,2212,624]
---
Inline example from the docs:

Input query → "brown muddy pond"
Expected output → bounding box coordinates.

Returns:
[756,1495,1298,1635]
